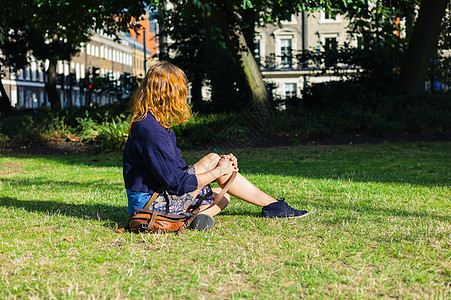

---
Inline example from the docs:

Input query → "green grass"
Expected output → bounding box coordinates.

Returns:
[0,142,450,299]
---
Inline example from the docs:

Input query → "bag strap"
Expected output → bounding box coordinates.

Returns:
[115,191,159,233]
[177,171,237,235]
[143,191,159,210]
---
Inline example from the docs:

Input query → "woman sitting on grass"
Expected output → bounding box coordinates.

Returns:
[123,61,308,230]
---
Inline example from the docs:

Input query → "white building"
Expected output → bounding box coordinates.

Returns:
[255,10,359,99]
[1,31,150,109]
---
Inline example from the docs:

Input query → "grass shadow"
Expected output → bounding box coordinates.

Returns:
[0,177,124,192]
[3,142,451,187]
[0,197,128,228]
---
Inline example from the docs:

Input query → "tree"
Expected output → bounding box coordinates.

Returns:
[158,0,368,124]
[398,0,449,94]
[0,0,148,111]
[339,0,449,94]
[161,1,253,112]
[0,2,30,115]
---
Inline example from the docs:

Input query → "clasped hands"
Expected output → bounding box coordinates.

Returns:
[217,153,239,176]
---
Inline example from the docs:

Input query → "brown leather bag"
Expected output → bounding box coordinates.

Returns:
[117,172,237,235]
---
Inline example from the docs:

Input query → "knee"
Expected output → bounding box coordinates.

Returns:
[195,153,221,173]
[206,153,220,167]
[207,152,220,162]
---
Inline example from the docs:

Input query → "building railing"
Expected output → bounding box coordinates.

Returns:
[257,50,362,74]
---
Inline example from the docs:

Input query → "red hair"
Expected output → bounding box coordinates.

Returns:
[129,61,191,129]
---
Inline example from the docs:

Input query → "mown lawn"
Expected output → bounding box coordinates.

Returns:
[0,142,450,299]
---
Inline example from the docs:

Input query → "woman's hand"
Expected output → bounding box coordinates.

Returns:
[216,154,238,176]
[220,153,238,163]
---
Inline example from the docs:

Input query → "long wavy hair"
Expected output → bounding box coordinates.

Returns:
[129,61,191,129]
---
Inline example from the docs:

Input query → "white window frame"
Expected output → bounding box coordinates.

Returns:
[254,34,265,64]
[31,62,37,81]
[284,82,297,98]
[275,33,296,68]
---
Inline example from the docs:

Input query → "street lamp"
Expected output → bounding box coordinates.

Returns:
[143,26,147,72]
[131,20,148,73]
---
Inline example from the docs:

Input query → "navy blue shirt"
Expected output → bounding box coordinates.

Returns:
[122,113,198,196]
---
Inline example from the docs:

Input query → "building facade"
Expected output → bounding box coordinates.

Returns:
[255,10,358,99]
[1,30,153,109]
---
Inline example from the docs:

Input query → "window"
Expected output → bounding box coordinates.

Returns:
[31,63,37,81]
[254,39,261,61]
[325,37,338,51]
[24,67,30,80]
[76,63,80,80]
[64,63,69,76]
[280,39,292,67]
[254,35,265,66]
[320,34,339,51]
[284,83,297,98]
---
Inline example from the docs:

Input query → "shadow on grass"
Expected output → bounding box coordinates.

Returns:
[3,142,450,187]
[1,195,449,235]
[0,177,124,192]
[0,197,128,228]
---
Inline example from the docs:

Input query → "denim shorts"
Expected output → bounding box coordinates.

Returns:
[127,165,215,215]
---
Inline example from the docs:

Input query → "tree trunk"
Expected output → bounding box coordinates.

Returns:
[45,59,61,110]
[211,1,272,127]
[397,0,448,94]
[0,78,12,116]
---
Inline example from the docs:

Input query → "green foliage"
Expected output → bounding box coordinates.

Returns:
[0,103,130,151]
[97,116,129,152]
[0,91,449,152]
[172,113,238,148]
[161,1,251,113]
[370,92,451,136]
[279,87,450,138]
[75,111,102,141]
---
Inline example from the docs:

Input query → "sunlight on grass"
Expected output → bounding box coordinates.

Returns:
[0,142,450,298]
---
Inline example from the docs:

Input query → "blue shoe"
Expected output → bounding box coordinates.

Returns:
[262,198,308,218]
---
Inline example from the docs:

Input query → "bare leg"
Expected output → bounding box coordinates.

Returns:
[193,153,277,210]
[196,188,230,217]
[193,153,221,174]
[190,153,228,216]
[216,172,277,206]
[187,153,222,200]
